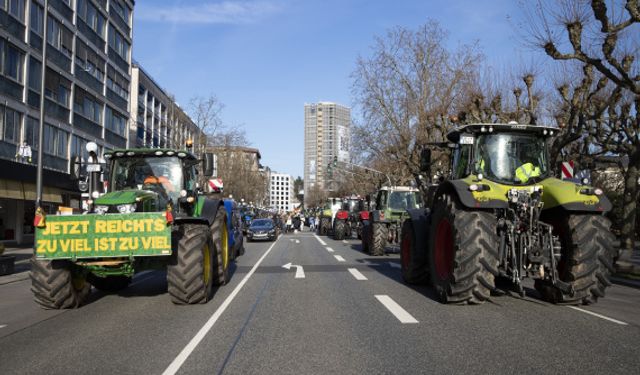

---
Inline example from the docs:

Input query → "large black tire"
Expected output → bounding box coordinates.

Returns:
[371,223,388,256]
[361,220,370,253]
[334,220,346,240]
[211,208,230,286]
[428,194,499,304]
[400,220,429,284]
[30,258,90,309]
[88,275,131,293]
[320,217,331,236]
[535,214,615,304]
[167,224,215,304]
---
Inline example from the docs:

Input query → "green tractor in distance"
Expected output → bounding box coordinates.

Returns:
[31,146,232,308]
[361,186,423,256]
[318,197,342,236]
[401,123,615,305]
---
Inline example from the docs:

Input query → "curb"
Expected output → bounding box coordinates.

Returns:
[0,271,29,286]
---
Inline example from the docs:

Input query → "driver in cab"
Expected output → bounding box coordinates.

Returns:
[514,149,541,183]
[144,167,175,193]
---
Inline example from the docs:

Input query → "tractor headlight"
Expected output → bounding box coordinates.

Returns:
[117,204,137,214]
[94,205,109,215]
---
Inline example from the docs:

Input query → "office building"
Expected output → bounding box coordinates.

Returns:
[269,172,293,212]
[303,102,350,206]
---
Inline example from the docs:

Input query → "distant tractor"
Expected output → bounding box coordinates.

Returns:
[318,198,342,236]
[333,196,367,240]
[401,123,615,305]
[361,187,423,256]
[31,145,237,308]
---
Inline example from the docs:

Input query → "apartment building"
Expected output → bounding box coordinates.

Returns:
[269,172,293,212]
[303,102,350,206]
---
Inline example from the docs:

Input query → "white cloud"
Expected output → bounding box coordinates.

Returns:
[136,1,281,25]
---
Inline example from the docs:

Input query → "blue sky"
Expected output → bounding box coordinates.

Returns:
[132,0,534,178]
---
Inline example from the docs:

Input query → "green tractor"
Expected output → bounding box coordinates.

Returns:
[361,186,423,256]
[31,147,233,308]
[401,123,615,305]
[318,197,342,236]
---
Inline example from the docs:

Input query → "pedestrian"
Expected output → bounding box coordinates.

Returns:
[309,216,315,231]
[285,215,292,233]
[16,142,32,163]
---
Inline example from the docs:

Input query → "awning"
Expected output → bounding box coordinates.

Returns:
[0,180,24,200]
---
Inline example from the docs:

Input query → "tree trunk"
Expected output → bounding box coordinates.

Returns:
[616,152,639,272]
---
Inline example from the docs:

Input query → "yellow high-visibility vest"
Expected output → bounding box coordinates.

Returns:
[515,163,540,183]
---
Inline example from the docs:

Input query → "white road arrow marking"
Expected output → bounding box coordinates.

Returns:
[282,262,305,279]
[388,262,401,269]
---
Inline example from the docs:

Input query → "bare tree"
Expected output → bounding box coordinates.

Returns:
[524,0,640,267]
[188,94,224,150]
[214,147,267,205]
[351,20,484,191]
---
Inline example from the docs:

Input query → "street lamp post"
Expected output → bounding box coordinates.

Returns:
[35,0,49,209]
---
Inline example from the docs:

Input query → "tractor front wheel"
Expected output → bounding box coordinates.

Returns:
[400,219,428,284]
[334,220,346,240]
[371,223,388,256]
[428,194,499,304]
[167,224,215,304]
[30,258,90,309]
[211,208,230,286]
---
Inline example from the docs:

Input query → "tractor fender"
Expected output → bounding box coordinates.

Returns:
[405,208,430,257]
[560,197,612,213]
[175,198,222,227]
[437,180,508,209]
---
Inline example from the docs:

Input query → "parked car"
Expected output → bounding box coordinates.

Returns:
[246,218,278,242]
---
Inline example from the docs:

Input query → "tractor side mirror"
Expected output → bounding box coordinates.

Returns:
[202,153,214,177]
[420,148,432,173]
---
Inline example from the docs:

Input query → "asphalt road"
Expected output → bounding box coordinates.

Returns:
[1,231,640,374]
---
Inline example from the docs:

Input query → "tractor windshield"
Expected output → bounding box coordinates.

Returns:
[475,133,549,184]
[388,191,422,211]
[343,199,364,213]
[111,156,184,202]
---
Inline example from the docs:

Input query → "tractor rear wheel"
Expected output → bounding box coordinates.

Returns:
[211,208,230,286]
[428,194,499,304]
[400,219,428,284]
[320,217,331,236]
[371,223,387,256]
[535,214,614,304]
[30,258,90,309]
[89,275,131,293]
[167,224,215,304]
[361,220,370,253]
[334,220,346,240]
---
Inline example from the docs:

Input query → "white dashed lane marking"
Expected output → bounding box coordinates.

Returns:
[334,255,346,262]
[0,325,7,329]
[567,306,628,326]
[375,295,418,324]
[326,247,334,253]
[348,268,367,280]
[314,235,327,246]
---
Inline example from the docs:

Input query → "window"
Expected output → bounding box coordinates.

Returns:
[24,116,39,147]
[0,104,22,143]
[47,17,73,57]
[75,40,105,81]
[77,0,106,38]
[28,56,41,91]
[43,124,68,158]
[71,135,88,160]
[106,65,129,100]
[108,24,130,61]
[0,39,25,82]
[44,69,71,107]
[30,1,44,34]
[6,0,25,20]
[110,0,130,25]
[105,106,126,136]
[74,88,102,123]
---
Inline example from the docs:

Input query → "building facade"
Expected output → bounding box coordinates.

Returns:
[0,0,135,244]
[130,63,200,152]
[269,172,293,212]
[303,102,350,206]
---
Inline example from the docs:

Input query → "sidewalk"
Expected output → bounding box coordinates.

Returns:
[0,244,33,285]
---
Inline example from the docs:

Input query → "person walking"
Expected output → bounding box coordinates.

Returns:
[309,216,315,231]
[285,215,292,233]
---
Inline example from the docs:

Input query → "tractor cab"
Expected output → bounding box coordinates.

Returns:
[446,123,556,185]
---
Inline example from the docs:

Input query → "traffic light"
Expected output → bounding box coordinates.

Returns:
[333,156,338,167]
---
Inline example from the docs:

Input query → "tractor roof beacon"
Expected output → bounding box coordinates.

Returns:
[401,123,615,305]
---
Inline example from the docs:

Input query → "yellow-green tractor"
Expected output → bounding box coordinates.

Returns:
[401,123,615,305]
